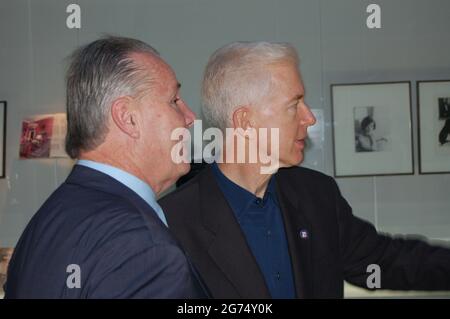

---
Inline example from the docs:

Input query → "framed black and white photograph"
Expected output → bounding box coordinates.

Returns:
[0,101,6,178]
[331,82,413,177]
[417,80,450,174]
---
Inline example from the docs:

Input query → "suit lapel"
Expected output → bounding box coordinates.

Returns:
[275,171,314,298]
[198,167,271,298]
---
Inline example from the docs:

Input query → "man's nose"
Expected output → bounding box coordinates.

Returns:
[300,103,316,127]
[181,101,197,128]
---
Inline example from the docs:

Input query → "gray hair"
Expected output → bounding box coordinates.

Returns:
[201,41,299,131]
[65,36,160,158]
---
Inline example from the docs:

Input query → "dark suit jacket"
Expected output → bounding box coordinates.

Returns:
[5,165,207,298]
[159,165,450,298]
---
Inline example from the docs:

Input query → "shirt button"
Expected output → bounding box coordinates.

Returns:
[266,230,272,237]
[276,272,280,280]
[255,198,262,205]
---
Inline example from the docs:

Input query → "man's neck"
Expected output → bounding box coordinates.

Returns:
[217,162,273,198]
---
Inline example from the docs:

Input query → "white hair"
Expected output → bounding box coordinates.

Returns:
[201,41,299,131]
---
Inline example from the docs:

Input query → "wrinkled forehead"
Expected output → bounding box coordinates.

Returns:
[267,62,304,92]
[129,52,179,93]
[269,61,302,79]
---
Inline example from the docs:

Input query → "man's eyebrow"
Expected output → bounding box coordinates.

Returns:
[286,94,303,105]
[172,83,181,97]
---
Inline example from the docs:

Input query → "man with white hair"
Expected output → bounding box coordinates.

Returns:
[160,41,450,298]
[5,36,207,298]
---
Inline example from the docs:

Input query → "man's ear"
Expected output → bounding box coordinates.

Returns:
[110,96,140,139]
[232,106,254,130]
[232,106,257,139]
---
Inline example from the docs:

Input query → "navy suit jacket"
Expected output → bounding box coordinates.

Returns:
[4,165,207,298]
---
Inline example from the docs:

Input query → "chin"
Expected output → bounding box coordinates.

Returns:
[164,163,190,190]
[294,150,305,165]
[279,154,304,168]
[178,161,191,175]
[278,161,297,169]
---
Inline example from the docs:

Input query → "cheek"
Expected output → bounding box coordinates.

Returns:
[280,123,299,143]
[168,107,188,128]
[154,109,184,135]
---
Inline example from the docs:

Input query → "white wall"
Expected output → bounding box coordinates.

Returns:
[0,0,449,249]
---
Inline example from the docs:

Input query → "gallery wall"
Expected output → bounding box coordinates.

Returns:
[0,0,449,250]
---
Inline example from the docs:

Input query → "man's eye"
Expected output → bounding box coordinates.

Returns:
[171,98,180,107]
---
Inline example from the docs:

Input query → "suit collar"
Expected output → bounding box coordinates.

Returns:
[198,166,271,298]
[76,160,157,206]
[66,164,141,200]
[65,165,167,228]
[75,161,167,226]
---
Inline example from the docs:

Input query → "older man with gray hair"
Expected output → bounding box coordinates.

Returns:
[5,36,207,298]
[160,41,450,298]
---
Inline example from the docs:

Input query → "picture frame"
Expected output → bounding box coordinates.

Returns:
[331,82,414,178]
[417,80,450,174]
[19,113,68,159]
[0,101,6,178]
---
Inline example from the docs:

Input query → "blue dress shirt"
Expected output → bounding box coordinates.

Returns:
[211,163,296,299]
[77,159,168,227]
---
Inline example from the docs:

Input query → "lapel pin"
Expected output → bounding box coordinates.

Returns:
[299,229,309,239]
